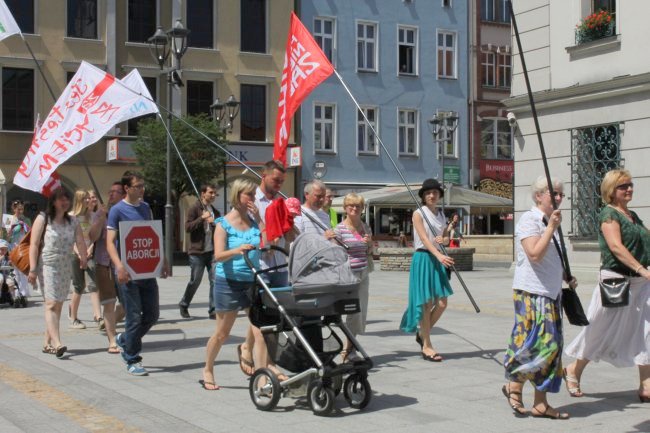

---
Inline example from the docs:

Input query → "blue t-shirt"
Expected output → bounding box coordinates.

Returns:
[214,217,261,282]
[107,200,152,258]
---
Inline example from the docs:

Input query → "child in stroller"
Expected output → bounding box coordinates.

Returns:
[244,233,373,416]
[0,240,19,308]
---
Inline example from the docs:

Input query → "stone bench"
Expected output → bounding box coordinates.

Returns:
[377,247,476,272]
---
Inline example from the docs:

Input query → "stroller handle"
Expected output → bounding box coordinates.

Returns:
[242,245,289,269]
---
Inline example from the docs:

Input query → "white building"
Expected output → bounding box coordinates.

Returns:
[504,0,649,281]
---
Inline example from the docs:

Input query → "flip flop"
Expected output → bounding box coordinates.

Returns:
[198,379,220,391]
[107,345,121,354]
[422,352,443,362]
[237,344,254,377]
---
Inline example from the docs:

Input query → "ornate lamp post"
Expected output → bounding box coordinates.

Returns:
[428,111,459,212]
[210,95,240,212]
[148,19,189,275]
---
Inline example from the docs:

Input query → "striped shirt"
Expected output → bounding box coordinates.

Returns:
[334,221,371,270]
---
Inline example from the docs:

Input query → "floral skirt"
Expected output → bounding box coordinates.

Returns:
[503,290,563,393]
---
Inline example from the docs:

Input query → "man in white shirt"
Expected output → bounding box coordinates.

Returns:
[294,180,336,239]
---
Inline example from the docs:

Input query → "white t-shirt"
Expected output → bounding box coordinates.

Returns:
[413,206,446,251]
[511,206,563,300]
[294,207,331,235]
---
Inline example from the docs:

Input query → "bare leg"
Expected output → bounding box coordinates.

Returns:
[70,292,82,321]
[103,301,117,348]
[114,303,125,323]
[639,365,650,399]
[428,297,448,329]
[44,300,64,348]
[203,311,238,389]
[503,381,526,415]
[564,358,589,396]
[90,291,102,321]
[419,301,441,358]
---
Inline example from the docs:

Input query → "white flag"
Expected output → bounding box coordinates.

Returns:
[0,0,20,42]
[115,69,159,123]
[14,62,159,192]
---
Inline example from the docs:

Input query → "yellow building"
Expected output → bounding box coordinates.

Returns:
[0,0,296,249]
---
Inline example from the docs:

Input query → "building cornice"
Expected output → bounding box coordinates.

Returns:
[503,72,650,113]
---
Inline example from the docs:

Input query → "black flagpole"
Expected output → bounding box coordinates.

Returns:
[507,0,572,279]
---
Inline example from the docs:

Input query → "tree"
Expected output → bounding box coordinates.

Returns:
[132,114,227,201]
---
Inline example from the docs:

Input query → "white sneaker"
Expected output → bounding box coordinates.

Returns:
[70,319,86,329]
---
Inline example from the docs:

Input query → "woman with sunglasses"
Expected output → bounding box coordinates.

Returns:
[564,169,649,403]
[502,175,575,419]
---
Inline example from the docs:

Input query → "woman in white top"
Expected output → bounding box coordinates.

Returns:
[502,176,576,420]
[400,179,454,362]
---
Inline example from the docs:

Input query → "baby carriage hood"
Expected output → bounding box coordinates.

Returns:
[289,233,360,293]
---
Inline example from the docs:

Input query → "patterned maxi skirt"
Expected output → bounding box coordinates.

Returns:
[503,290,563,393]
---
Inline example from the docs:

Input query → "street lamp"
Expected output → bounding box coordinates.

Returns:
[148,19,190,276]
[210,95,240,213]
[428,111,459,212]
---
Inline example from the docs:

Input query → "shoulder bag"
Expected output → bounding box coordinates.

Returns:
[9,213,47,275]
[599,269,630,308]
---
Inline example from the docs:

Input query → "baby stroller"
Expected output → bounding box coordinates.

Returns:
[244,232,373,416]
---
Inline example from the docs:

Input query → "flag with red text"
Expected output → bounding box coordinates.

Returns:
[273,12,334,165]
[41,172,61,198]
[14,62,157,192]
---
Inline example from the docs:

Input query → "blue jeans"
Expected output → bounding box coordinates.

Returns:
[118,278,159,364]
[179,252,215,313]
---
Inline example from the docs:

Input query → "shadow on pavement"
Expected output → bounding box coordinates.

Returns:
[559,390,649,419]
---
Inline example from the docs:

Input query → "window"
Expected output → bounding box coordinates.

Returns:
[314,103,335,153]
[127,76,157,136]
[398,109,418,156]
[357,107,378,155]
[481,0,509,23]
[67,0,97,39]
[498,53,511,88]
[187,0,214,48]
[240,84,266,141]
[437,31,456,79]
[592,0,616,31]
[5,0,34,34]
[128,0,156,43]
[241,0,266,53]
[571,123,620,238]
[357,22,377,72]
[480,119,512,159]
[2,68,34,131]
[398,26,417,75]
[481,52,495,86]
[186,80,213,116]
[314,17,335,63]
[438,128,457,158]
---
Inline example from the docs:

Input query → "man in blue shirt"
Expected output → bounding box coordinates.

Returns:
[106,171,168,376]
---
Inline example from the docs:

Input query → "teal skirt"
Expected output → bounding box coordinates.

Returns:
[503,290,563,392]
[400,250,453,333]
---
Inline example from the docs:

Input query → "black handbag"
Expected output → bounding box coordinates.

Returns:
[545,219,589,326]
[599,270,630,308]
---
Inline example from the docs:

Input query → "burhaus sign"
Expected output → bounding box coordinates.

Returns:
[119,220,163,279]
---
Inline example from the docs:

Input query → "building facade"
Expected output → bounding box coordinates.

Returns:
[297,0,469,200]
[504,0,649,279]
[0,0,295,247]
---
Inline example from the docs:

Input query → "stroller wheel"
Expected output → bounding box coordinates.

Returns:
[249,368,281,411]
[343,374,372,409]
[307,380,335,416]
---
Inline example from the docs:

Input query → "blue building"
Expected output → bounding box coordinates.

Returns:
[297,0,469,194]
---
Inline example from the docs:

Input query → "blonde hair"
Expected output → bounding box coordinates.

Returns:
[70,189,89,216]
[343,193,364,208]
[229,178,257,206]
[530,175,562,203]
[87,189,98,212]
[600,168,631,204]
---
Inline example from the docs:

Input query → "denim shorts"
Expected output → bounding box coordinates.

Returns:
[213,276,252,312]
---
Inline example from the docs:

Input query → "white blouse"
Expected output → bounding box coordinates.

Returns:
[413,207,446,251]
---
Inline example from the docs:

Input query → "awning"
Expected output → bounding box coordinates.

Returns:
[331,184,512,212]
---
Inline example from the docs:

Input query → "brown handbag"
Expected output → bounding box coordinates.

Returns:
[9,214,47,275]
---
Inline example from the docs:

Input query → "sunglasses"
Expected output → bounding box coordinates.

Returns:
[616,183,634,191]
[546,191,565,198]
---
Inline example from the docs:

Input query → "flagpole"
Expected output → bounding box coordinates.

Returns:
[332,69,480,313]
[19,33,104,204]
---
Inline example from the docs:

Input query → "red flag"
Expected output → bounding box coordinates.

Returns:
[273,12,334,165]
[41,172,61,198]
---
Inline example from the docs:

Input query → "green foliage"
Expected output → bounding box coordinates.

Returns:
[132,114,227,201]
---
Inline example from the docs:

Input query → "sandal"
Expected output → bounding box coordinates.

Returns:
[42,344,56,355]
[501,384,527,417]
[237,344,254,377]
[563,368,584,397]
[199,379,220,391]
[531,405,569,420]
[55,345,67,359]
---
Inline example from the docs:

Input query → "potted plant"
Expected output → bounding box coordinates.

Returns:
[575,10,615,44]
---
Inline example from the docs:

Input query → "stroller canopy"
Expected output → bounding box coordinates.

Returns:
[288,233,360,294]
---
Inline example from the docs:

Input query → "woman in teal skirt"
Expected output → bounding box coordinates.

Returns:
[400,179,454,362]
[502,176,576,419]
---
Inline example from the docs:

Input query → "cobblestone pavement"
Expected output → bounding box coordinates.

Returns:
[1,267,648,433]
